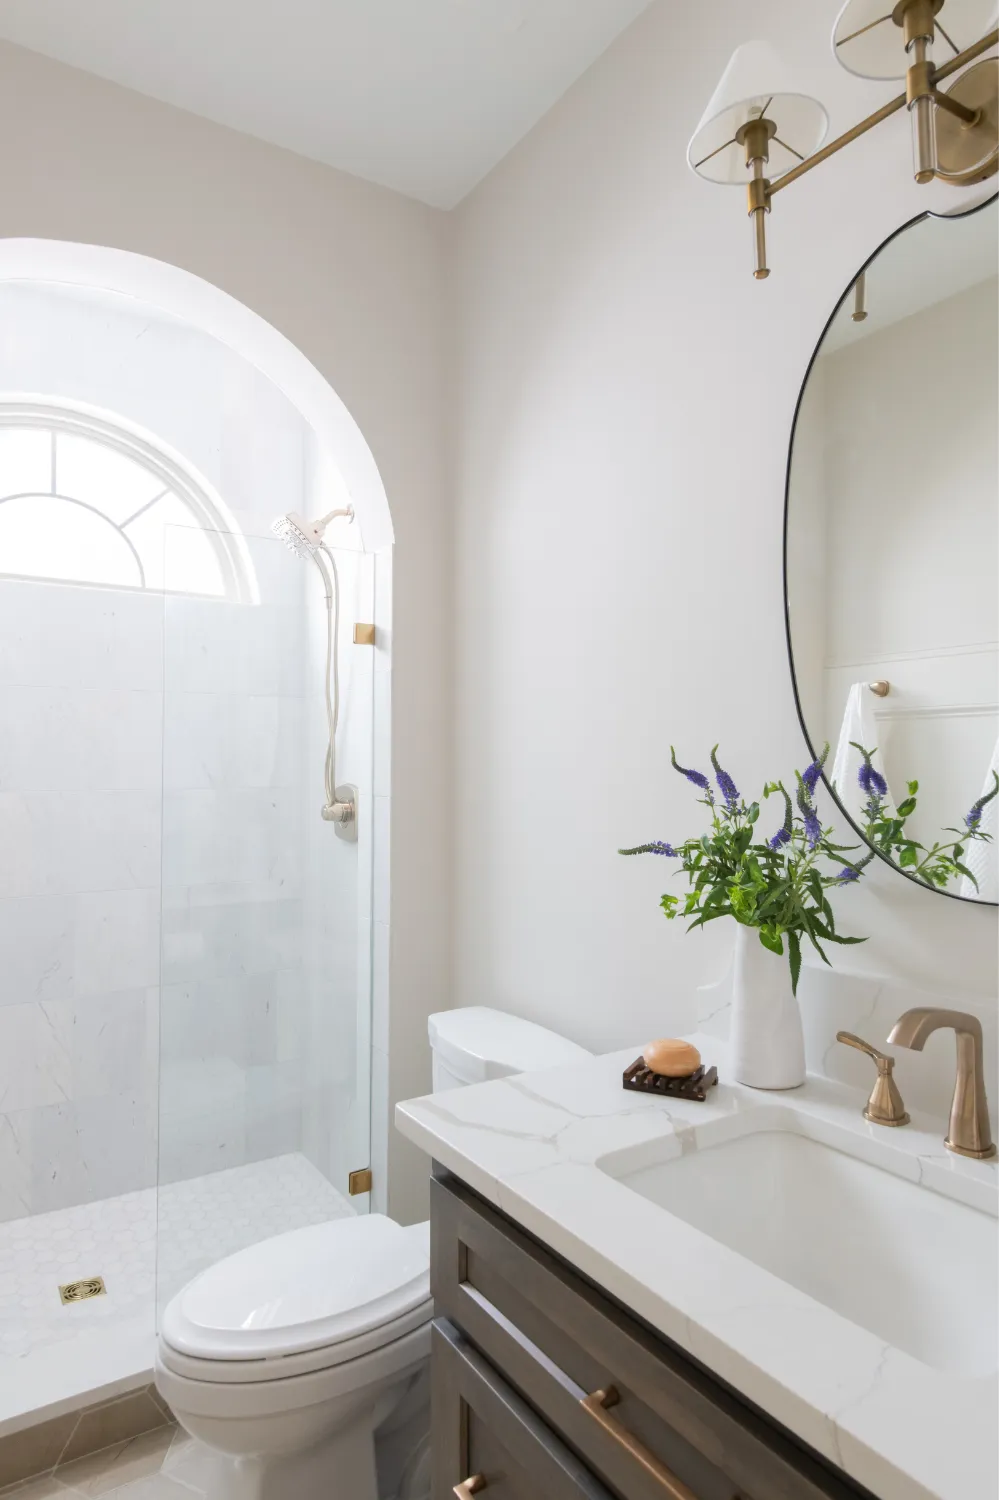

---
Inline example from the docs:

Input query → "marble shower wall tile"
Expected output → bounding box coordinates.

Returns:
[0,565,324,1219]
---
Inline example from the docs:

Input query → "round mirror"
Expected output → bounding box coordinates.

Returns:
[785,196,998,903]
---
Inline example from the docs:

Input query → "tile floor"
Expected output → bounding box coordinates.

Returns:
[0,1423,218,1497]
[0,1152,352,1376]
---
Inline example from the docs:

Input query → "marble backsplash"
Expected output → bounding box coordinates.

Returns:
[698,957,998,1131]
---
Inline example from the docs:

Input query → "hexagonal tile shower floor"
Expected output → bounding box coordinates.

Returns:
[0,1154,353,1429]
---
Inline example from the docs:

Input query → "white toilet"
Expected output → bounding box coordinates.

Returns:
[155,1007,591,1500]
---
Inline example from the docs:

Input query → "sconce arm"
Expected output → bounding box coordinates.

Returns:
[768,26,997,201]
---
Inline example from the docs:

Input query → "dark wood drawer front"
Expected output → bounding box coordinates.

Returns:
[432,1172,872,1500]
[434,1318,615,1500]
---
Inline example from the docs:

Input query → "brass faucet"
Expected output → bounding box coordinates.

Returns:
[836,1032,909,1126]
[887,1008,997,1160]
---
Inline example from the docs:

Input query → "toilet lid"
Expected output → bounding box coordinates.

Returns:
[161,1215,431,1361]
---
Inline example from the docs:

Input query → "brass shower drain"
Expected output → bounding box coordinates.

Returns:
[59,1276,106,1305]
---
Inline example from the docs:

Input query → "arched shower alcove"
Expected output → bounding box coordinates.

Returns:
[0,241,393,1434]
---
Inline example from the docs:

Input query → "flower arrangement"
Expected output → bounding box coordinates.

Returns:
[850,742,998,892]
[621,744,998,995]
[620,746,867,994]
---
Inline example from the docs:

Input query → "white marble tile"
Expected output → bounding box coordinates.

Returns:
[60,991,157,1104]
[162,691,302,792]
[161,787,303,890]
[0,1004,71,1113]
[370,1045,390,1218]
[0,897,74,1007]
[3,1089,157,1218]
[372,795,391,927]
[372,667,392,799]
[163,598,305,699]
[0,581,163,694]
[0,686,161,795]
[160,891,304,985]
[0,894,158,1032]
[0,1114,31,1222]
[370,922,389,1056]
[0,793,160,899]
[73,892,160,1000]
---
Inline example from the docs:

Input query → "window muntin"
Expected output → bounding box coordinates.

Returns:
[0,407,254,601]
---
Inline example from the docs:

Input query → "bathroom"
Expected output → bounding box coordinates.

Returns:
[0,2,994,1498]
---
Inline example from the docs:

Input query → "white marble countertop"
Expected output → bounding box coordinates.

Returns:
[396,1035,998,1500]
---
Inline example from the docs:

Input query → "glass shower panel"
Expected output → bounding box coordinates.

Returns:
[156,526,373,1321]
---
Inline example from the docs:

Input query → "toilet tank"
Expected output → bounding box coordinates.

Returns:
[428,1007,592,1092]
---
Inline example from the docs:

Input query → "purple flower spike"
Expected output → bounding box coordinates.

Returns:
[710,746,740,809]
[769,785,794,851]
[858,762,888,799]
[618,840,680,858]
[670,747,711,793]
[796,774,821,849]
[837,865,861,882]
[802,743,829,797]
[966,772,999,832]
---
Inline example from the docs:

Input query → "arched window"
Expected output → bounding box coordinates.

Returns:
[0,402,256,602]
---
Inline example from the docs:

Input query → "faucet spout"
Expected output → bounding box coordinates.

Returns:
[887,1008,996,1160]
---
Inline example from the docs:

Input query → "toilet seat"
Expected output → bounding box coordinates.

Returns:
[158,1298,433,1386]
[160,1215,431,1378]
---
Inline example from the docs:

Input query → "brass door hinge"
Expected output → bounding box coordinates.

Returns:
[353,623,376,646]
[349,1168,373,1195]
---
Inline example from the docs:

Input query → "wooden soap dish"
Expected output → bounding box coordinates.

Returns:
[622,1058,718,1102]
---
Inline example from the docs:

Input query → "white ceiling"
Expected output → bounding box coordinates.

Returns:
[0,0,654,208]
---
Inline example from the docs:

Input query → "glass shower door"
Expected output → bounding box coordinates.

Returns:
[155,525,373,1319]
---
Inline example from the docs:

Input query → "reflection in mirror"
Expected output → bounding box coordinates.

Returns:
[786,198,998,902]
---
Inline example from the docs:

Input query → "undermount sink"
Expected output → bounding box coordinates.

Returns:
[602,1113,997,1377]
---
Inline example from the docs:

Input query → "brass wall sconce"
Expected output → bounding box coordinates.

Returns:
[688,0,998,277]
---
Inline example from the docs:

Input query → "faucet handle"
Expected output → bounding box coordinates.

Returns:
[836,1031,910,1127]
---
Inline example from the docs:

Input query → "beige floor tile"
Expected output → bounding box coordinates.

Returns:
[52,1428,175,1497]
[57,1392,168,1469]
[0,1413,78,1492]
[0,1474,79,1498]
[159,1432,216,1494]
[101,1478,198,1499]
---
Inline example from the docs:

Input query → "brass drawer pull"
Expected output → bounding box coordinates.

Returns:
[454,1477,487,1499]
[581,1387,699,1500]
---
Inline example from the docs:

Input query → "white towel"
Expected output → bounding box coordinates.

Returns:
[830,683,894,824]
[960,736,999,902]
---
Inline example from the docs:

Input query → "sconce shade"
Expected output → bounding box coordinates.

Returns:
[833,0,998,79]
[687,41,829,183]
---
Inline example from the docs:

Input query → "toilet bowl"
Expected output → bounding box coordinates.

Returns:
[156,1008,590,1500]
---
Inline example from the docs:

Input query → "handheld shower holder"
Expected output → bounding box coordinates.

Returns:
[322,785,358,841]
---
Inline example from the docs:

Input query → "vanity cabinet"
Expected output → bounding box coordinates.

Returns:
[431,1169,875,1500]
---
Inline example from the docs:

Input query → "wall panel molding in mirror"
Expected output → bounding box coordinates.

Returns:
[785,195,998,904]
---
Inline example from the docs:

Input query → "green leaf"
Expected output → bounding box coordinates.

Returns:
[908,780,919,795]
[758,924,784,956]
[898,846,919,868]
[788,930,802,995]
[896,798,917,818]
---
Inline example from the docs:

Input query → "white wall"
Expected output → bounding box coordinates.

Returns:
[0,41,450,1223]
[451,0,998,1084]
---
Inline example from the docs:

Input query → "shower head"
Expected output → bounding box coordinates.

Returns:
[272,506,354,559]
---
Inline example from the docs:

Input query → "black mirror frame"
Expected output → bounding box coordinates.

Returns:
[782,191,999,907]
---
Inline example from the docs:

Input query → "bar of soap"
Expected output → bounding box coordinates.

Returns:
[643,1038,701,1078]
